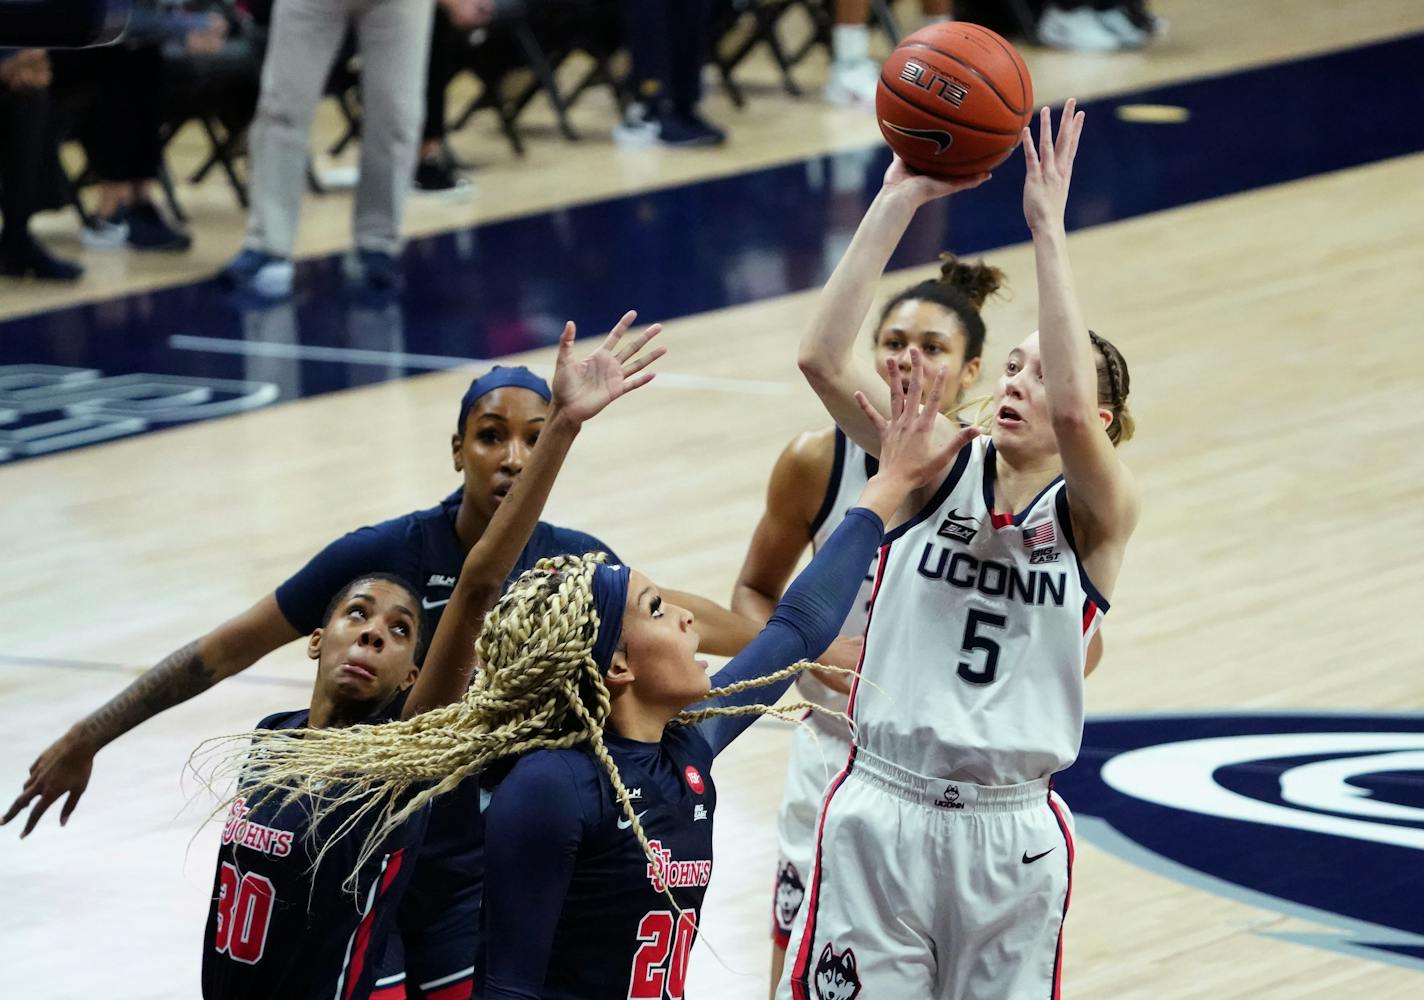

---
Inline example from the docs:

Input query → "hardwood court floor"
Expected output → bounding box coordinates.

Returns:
[3,2,1424,997]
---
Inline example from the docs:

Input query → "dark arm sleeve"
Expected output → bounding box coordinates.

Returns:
[697,508,884,755]
[482,755,595,1000]
[273,522,412,634]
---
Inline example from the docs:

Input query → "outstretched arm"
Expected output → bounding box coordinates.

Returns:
[698,355,978,753]
[404,313,664,718]
[797,162,989,458]
[1022,102,1139,581]
[3,595,298,836]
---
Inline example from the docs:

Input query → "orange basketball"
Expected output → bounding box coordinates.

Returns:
[876,22,1034,179]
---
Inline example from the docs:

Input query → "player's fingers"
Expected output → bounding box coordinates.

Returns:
[20,792,58,838]
[906,347,926,414]
[59,790,82,826]
[1066,109,1085,166]
[622,371,657,394]
[1020,126,1037,173]
[923,362,949,419]
[1056,99,1077,157]
[1038,106,1054,168]
[885,358,905,421]
[2,787,38,825]
[621,345,666,379]
[854,391,888,435]
[615,322,663,363]
[599,310,638,352]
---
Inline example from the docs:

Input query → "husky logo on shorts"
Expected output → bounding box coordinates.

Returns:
[774,859,806,933]
[933,783,964,810]
[812,943,861,1000]
[1054,712,1424,972]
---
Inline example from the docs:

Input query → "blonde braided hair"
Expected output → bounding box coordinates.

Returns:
[198,553,832,907]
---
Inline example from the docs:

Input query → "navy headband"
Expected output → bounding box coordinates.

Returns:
[590,563,631,675]
[457,366,551,432]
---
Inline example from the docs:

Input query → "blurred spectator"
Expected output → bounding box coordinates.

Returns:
[219,0,437,298]
[416,0,493,194]
[0,49,82,281]
[46,2,233,254]
[613,0,724,147]
[826,0,950,108]
[1037,1,1164,50]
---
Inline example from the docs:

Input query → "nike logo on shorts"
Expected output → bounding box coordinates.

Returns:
[1022,848,1056,864]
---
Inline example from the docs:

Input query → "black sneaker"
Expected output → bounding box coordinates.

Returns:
[0,234,84,282]
[414,158,472,194]
[657,111,727,148]
[125,200,192,252]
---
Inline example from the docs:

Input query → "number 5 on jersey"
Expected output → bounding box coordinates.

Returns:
[958,610,1007,684]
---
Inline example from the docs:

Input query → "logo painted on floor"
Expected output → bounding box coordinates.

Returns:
[1055,713,1424,972]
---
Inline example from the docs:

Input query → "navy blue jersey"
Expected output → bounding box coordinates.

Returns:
[483,728,717,1000]
[202,707,429,1000]
[479,509,887,1000]
[271,489,618,995]
[275,489,619,637]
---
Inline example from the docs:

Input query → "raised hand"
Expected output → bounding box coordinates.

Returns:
[882,155,992,207]
[1022,99,1085,235]
[549,310,665,426]
[856,347,978,491]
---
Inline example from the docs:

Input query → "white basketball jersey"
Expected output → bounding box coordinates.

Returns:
[850,437,1108,785]
[799,429,880,712]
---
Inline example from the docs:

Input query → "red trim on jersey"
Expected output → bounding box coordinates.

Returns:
[1046,792,1076,1000]
[426,979,475,1000]
[788,752,857,1000]
[990,511,1014,529]
[772,922,792,950]
[1080,599,1099,635]
[341,848,407,1000]
[844,540,891,721]
[370,985,407,1000]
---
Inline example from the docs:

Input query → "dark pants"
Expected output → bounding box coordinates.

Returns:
[48,43,165,183]
[423,5,463,144]
[620,0,710,113]
[0,86,54,249]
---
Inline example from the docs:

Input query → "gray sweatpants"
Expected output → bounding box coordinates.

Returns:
[244,0,435,257]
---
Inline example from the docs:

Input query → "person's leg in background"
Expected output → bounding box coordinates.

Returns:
[415,0,471,193]
[221,0,352,297]
[0,80,82,281]
[825,0,876,109]
[49,43,191,252]
[350,0,436,288]
[616,0,723,147]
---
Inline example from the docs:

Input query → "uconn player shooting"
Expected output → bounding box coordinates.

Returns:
[214,348,974,1000]
[780,101,1138,1000]
[737,255,1105,994]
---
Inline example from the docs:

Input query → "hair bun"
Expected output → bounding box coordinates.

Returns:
[936,253,1007,309]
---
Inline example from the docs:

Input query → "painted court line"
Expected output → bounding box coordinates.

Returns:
[0,653,311,689]
[166,335,793,396]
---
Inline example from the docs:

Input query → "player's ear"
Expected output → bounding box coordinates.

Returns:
[604,652,634,692]
[451,433,464,472]
[1097,405,1113,431]
[399,665,419,690]
[960,356,981,391]
[307,629,323,661]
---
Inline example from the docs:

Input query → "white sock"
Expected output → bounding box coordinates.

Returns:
[833,24,870,65]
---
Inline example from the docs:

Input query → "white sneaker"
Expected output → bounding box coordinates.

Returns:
[1096,5,1167,48]
[80,214,130,250]
[1037,5,1124,52]
[613,102,661,149]
[824,58,880,110]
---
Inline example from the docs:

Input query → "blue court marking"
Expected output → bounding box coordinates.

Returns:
[2,32,1421,463]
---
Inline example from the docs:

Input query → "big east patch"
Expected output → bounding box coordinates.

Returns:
[1055,713,1424,971]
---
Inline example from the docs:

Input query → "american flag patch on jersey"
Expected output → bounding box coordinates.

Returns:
[1023,522,1056,549]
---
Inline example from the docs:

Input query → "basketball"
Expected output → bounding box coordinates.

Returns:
[876,22,1034,178]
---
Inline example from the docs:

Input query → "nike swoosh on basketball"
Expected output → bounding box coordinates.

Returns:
[883,121,954,154]
[421,597,451,610]
[1022,848,1056,864]
[617,810,650,831]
